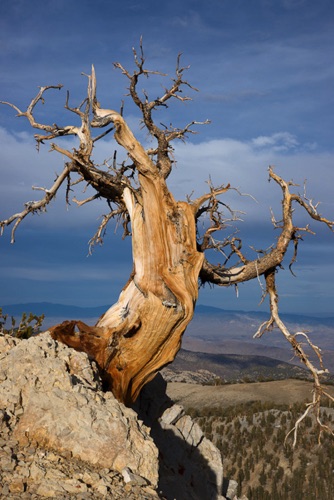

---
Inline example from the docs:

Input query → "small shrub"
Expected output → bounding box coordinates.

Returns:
[0,307,44,338]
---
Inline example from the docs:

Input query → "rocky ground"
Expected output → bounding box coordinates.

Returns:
[0,334,160,499]
[0,431,160,499]
[0,333,242,500]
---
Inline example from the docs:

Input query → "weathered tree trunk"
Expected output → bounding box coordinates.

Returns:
[51,168,203,404]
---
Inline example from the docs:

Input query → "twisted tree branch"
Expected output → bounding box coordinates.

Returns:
[200,167,334,286]
[254,269,334,446]
[0,163,73,242]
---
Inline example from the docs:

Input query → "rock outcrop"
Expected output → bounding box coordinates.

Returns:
[161,367,219,384]
[0,333,158,485]
[136,375,224,500]
[0,333,240,499]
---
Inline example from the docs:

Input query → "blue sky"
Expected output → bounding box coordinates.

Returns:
[0,0,333,315]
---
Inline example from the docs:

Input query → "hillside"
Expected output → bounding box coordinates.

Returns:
[166,378,334,410]
[2,302,334,499]
[166,379,334,499]
[3,302,334,361]
[3,301,333,378]
[184,305,334,369]
[164,349,316,384]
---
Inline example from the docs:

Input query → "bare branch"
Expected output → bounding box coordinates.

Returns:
[113,48,202,179]
[48,142,127,203]
[0,100,22,114]
[165,119,211,143]
[88,211,116,254]
[194,182,230,206]
[89,66,157,178]
[1,84,63,129]
[199,167,334,286]
[0,85,80,151]
[0,67,145,242]
[253,268,334,446]
[0,163,73,242]
[93,126,115,143]
[72,194,100,207]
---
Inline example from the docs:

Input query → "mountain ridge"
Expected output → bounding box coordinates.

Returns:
[2,302,333,372]
[1,302,109,318]
[165,348,318,383]
[2,301,334,324]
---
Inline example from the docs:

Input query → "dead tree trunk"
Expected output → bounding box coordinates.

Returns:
[51,180,204,404]
[47,69,207,404]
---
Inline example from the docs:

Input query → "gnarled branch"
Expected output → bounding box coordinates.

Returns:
[113,42,205,179]
[254,268,334,446]
[0,163,73,242]
[199,166,334,286]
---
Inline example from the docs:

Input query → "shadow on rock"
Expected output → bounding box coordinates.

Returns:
[133,374,224,500]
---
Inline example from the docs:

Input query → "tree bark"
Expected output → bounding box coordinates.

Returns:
[51,167,203,405]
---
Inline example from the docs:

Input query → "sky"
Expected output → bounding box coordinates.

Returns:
[0,0,333,316]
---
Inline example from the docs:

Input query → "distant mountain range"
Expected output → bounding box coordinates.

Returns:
[2,301,334,325]
[184,304,334,369]
[1,302,108,319]
[2,301,333,372]
[194,304,334,328]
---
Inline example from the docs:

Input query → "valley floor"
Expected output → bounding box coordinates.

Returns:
[167,379,334,409]
[167,379,334,500]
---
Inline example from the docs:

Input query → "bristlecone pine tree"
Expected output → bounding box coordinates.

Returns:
[1,44,333,407]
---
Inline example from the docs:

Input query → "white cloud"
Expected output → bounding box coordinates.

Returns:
[0,126,117,230]
[251,132,299,151]
[1,126,333,236]
[170,11,219,35]
[170,134,334,228]
[0,264,128,283]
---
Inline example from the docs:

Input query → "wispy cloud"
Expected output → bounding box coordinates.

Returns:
[0,264,129,283]
[2,127,332,232]
[171,133,334,228]
[170,11,222,36]
[251,132,300,151]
